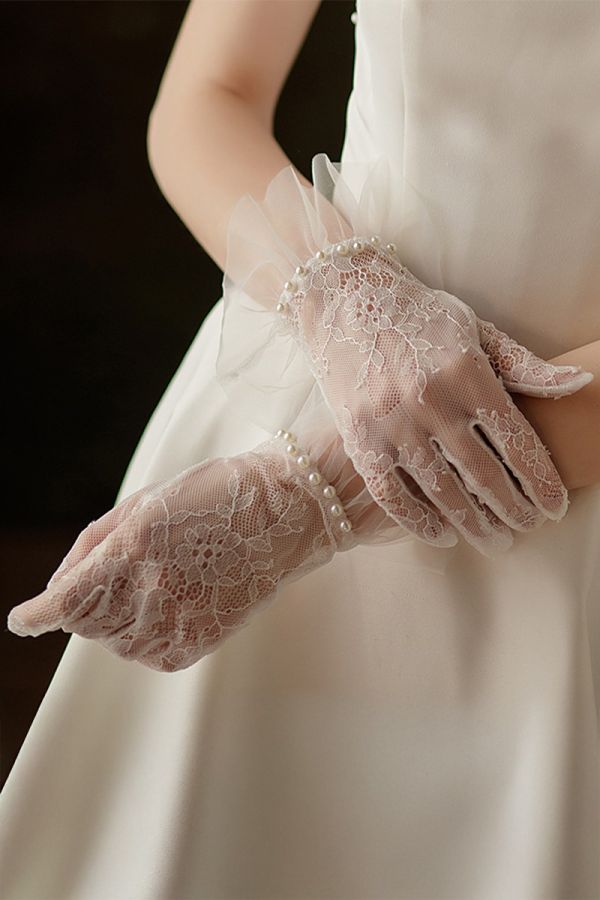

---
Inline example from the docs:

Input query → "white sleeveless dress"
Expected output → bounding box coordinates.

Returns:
[1,2,599,897]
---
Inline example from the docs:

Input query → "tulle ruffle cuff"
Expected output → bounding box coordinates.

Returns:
[216,152,397,432]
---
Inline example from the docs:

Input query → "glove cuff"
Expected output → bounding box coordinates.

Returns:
[216,153,399,433]
[269,429,358,553]
[258,392,412,551]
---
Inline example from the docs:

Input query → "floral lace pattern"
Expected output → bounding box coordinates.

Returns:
[7,439,370,672]
[278,236,591,547]
[476,317,589,397]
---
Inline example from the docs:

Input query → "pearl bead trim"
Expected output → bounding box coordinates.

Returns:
[274,428,353,535]
[275,234,404,316]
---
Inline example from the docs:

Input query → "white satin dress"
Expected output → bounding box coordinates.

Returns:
[1,2,599,898]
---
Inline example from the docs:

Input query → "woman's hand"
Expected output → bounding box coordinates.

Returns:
[278,238,593,545]
[7,335,598,672]
[217,156,593,553]
[5,415,406,672]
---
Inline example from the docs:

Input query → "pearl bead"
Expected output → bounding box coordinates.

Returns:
[350,10,358,24]
[340,519,352,533]
[286,443,298,456]
[315,250,326,261]
[386,242,397,254]
[283,280,295,292]
[323,485,337,499]
[330,503,343,517]
[275,429,285,438]
[335,242,348,255]
[295,265,307,277]
[276,301,286,314]
[308,471,322,485]
[297,454,310,469]
[283,431,295,442]
[370,234,381,245]
[351,240,362,251]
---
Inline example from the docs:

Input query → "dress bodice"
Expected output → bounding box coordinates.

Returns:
[341,0,600,357]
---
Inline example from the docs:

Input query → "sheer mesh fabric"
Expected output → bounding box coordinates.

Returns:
[217,154,593,552]
[7,407,406,672]
[279,237,583,543]
[9,155,594,665]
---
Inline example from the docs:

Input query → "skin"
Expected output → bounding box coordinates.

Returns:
[7,0,599,640]
[147,0,600,492]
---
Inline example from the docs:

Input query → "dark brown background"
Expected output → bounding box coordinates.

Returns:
[1,0,355,789]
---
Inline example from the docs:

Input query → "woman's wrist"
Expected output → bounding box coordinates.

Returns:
[270,430,358,551]
[277,427,402,545]
[511,339,600,490]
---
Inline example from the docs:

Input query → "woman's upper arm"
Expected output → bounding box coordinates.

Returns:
[152,0,322,127]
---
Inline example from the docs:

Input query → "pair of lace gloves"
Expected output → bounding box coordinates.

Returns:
[7,154,593,672]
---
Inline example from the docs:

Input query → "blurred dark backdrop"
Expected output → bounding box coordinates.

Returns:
[1,0,355,788]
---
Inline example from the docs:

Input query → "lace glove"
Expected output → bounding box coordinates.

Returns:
[6,407,406,673]
[217,153,593,550]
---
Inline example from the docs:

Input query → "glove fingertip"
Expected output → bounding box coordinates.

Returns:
[563,368,594,388]
[7,610,51,638]
[548,369,594,398]
[534,484,569,522]
[7,595,59,638]
[7,610,32,637]
[436,528,459,548]
[542,497,569,522]
[506,368,594,398]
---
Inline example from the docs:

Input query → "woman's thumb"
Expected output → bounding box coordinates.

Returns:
[7,591,61,637]
[477,316,593,397]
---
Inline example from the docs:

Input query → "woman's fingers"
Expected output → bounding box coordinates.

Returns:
[474,392,569,520]
[357,453,458,548]
[7,486,154,636]
[46,488,148,588]
[7,519,136,638]
[395,437,514,556]
[435,428,546,532]
[8,588,67,637]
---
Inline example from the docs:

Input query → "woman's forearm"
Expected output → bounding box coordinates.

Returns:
[146,0,318,274]
[147,5,598,496]
[149,79,600,494]
[512,339,600,491]
[148,85,306,273]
